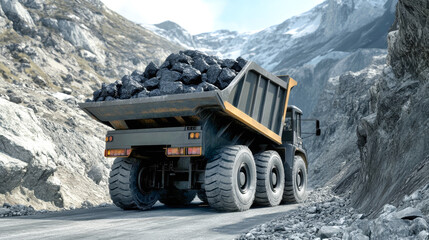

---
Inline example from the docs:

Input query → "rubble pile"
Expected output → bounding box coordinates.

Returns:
[239,185,429,240]
[91,50,248,101]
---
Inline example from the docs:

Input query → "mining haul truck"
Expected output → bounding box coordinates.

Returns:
[79,61,320,212]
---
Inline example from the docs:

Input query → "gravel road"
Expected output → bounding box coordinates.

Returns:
[0,200,299,240]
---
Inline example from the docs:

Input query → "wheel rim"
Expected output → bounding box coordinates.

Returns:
[237,162,251,194]
[137,167,153,194]
[296,168,304,191]
[270,166,279,191]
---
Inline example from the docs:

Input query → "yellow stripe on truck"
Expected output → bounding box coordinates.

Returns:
[223,101,282,145]
[282,77,297,121]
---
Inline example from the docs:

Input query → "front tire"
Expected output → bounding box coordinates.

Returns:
[254,151,285,207]
[282,155,307,203]
[109,157,159,210]
[204,145,256,212]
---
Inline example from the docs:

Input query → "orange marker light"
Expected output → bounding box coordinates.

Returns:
[189,132,195,139]
[104,149,132,157]
[195,132,200,139]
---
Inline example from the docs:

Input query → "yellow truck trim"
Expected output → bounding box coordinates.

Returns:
[282,78,297,121]
[223,101,282,145]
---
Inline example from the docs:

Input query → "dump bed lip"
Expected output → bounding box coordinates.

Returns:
[78,91,224,123]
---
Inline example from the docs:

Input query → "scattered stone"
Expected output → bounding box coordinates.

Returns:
[418,230,429,240]
[221,59,236,69]
[143,62,158,79]
[411,218,429,234]
[131,70,142,77]
[206,64,222,84]
[192,57,210,73]
[118,78,143,99]
[143,77,160,90]
[159,81,183,95]
[33,75,47,87]
[319,226,342,238]
[217,68,236,89]
[81,200,93,208]
[182,67,201,84]
[157,69,181,82]
[237,56,247,69]
[149,89,161,97]
[308,206,318,214]
[9,95,22,104]
[171,62,188,73]
[62,87,72,95]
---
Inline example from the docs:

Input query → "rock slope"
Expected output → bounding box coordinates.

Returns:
[303,0,428,216]
[352,0,429,215]
[240,0,428,238]
[0,0,180,210]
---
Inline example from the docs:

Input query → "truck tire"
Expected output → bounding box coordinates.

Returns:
[205,145,256,212]
[109,157,159,210]
[197,189,208,203]
[159,189,196,206]
[282,155,307,203]
[254,151,285,207]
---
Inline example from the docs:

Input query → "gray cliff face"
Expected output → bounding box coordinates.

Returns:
[306,0,428,217]
[305,55,386,188]
[0,0,181,210]
[352,0,429,215]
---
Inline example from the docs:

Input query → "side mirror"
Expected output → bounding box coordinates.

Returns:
[316,120,321,136]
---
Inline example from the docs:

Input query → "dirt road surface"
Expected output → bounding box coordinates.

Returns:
[0,200,298,240]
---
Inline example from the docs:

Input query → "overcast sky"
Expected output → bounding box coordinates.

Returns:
[101,0,325,34]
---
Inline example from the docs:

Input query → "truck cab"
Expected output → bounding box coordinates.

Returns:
[283,105,303,148]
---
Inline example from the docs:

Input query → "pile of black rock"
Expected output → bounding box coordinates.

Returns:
[91,50,248,102]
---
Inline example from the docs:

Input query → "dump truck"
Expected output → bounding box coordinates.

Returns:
[79,61,320,212]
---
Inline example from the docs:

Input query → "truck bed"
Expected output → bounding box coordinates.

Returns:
[79,62,296,144]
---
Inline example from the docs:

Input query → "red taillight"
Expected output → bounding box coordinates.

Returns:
[105,136,114,142]
[166,147,185,156]
[104,149,132,157]
[187,147,201,155]
[166,147,201,157]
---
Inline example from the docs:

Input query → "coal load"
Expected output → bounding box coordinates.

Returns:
[91,50,248,102]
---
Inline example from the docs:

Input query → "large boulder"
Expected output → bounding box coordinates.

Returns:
[0,0,34,33]
[0,97,111,210]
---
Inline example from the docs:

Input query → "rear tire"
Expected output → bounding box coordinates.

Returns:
[159,189,196,206]
[282,155,307,203]
[109,157,159,210]
[204,145,256,212]
[254,151,285,207]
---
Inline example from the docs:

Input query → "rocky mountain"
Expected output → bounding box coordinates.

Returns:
[146,21,250,60]
[149,0,397,115]
[305,0,428,217]
[0,0,181,210]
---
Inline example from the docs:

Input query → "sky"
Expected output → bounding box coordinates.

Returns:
[100,0,325,34]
